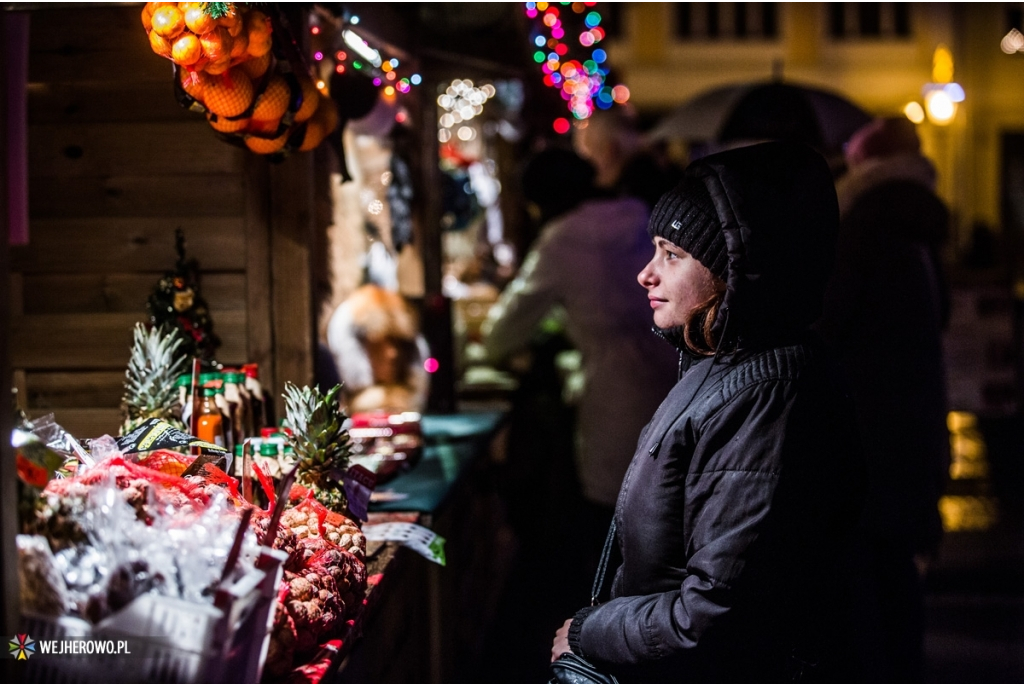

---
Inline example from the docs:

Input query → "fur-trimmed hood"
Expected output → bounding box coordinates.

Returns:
[836,152,936,217]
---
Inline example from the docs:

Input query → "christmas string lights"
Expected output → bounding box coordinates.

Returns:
[307,12,422,101]
[525,1,630,133]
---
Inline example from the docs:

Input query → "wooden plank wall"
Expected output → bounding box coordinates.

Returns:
[8,4,313,438]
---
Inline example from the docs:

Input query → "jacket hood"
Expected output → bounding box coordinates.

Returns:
[688,141,839,350]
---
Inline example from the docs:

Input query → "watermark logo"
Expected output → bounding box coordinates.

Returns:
[9,634,35,660]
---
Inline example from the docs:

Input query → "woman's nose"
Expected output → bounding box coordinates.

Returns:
[637,260,657,288]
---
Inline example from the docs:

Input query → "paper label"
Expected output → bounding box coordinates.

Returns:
[116,418,228,455]
[343,465,377,522]
[362,522,446,565]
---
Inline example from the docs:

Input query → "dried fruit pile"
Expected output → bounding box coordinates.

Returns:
[142,2,337,155]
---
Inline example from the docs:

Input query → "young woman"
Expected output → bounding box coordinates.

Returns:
[551,142,866,682]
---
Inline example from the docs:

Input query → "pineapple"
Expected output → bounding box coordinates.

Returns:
[120,324,189,435]
[283,382,352,512]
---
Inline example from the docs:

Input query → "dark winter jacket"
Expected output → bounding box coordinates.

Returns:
[567,143,866,682]
[821,153,951,555]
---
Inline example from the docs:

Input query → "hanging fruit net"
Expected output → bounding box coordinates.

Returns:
[142,2,338,157]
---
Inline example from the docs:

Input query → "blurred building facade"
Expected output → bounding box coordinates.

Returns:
[605,3,1024,254]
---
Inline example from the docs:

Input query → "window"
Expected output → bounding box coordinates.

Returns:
[673,2,780,40]
[829,3,914,39]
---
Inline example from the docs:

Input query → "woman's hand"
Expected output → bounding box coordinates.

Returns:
[551,618,573,662]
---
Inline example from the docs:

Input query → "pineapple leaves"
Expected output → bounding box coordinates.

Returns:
[120,323,189,436]
[283,382,352,512]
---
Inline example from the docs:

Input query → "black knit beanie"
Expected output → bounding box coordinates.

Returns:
[647,177,728,281]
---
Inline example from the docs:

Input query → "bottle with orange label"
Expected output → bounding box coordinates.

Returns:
[196,386,226,449]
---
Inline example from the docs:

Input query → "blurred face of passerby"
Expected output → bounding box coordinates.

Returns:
[638,238,720,330]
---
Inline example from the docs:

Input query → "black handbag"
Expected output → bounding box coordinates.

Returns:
[548,520,620,684]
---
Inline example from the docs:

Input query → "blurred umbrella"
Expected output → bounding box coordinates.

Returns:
[649,81,872,155]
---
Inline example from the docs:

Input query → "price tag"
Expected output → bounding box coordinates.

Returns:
[343,464,377,522]
[362,522,446,565]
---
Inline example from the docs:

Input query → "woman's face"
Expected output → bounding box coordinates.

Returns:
[638,238,720,329]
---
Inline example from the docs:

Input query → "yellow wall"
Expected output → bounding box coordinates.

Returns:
[609,3,1024,249]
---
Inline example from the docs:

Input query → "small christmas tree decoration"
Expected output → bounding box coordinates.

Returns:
[147,228,221,362]
[201,2,236,21]
[283,383,352,512]
[121,324,190,435]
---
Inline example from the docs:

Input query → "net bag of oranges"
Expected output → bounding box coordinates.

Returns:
[142,2,338,156]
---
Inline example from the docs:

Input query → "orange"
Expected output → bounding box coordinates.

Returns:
[202,67,254,118]
[245,10,273,57]
[149,29,173,59]
[184,5,218,34]
[179,68,209,101]
[246,9,272,40]
[240,50,271,79]
[247,33,272,58]
[251,75,289,122]
[151,5,185,39]
[207,112,249,133]
[315,94,339,136]
[142,5,153,31]
[245,129,289,154]
[293,75,319,123]
[171,33,203,66]
[299,96,337,152]
[199,26,232,61]
[298,119,325,152]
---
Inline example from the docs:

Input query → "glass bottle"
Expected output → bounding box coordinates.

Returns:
[196,386,226,448]
[224,371,252,442]
[243,364,266,433]
[213,381,234,454]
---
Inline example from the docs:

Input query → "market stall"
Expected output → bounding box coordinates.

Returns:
[3,3,520,682]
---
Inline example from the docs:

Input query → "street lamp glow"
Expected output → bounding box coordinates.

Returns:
[924,89,956,125]
[903,102,925,124]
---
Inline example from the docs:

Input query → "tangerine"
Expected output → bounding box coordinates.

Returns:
[229,28,249,60]
[202,68,254,118]
[171,33,204,66]
[240,50,271,79]
[247,34,272,58]
[218,10,243,37]
[207,112,249,133]
[199,26,232,61]
[184,5,218,34]
[204,54,232,75]
[293,76,319,123]
[149,29,173,59]
[151,5,185,39]
[298,119,326,152]
[246,9,272,40]
[245,129,289,154]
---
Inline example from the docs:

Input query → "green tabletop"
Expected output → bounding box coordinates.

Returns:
[369,411,505,514]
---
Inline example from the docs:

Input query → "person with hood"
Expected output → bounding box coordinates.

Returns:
[550,142,865,682]
[820,117,952,681]
[483,149,678,529]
